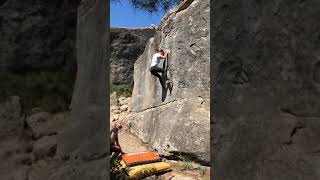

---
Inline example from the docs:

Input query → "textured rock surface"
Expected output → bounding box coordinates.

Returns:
[0,0,108,179]
[128,0,210,164]
[0,96,72,179]
[111,27,155,84]
[0,0,78,71]
[0,0,79,112]
[212,0,320,179]
[26,112,69,139]
[57,0,108,161]
[33,135,57,160]
[0,96,22,139]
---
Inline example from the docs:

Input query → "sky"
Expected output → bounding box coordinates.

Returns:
[110,1,168,28]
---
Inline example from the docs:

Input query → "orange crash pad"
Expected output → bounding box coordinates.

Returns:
[122,151,161,166]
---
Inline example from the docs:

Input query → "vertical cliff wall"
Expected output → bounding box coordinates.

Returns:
[57,0,108,161]
[128,0,210,165]
[212,0,320,179]
[111,27,155,84]
[0,0,79,112]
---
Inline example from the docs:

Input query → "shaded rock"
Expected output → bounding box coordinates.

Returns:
[31,107,44,114]
[111,27,156,84]
[212,0,320,179]
[57,0,108,162]
[14,153,32,165]
[0,0,78,113]
[33,136,57,160]
[11,166,29,180]
[128,0,209,165]
[0,96,22,139]
[0,0,78,72]
[26,112,68,139]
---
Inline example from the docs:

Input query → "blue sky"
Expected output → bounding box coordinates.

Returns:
[110,1,168,28]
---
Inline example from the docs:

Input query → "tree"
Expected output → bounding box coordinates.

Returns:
[111,0,182,13]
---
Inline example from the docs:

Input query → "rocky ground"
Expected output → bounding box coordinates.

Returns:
[118,130,210,180]
[111,93,210,180]
[0,96,71,179]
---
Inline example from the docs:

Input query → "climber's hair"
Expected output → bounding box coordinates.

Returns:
[157,48,165,54]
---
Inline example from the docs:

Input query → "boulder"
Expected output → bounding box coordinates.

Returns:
[212,0,320,179]
[33,136,57,160]
[120,105,128,112]
[113,114,120,121]
[0,96,22,139]
[128,0,209,165]
[57,0,108,164]
[26,112,69,139]
[118,97,129,106]
[111,105,120,111]
[113,109,121,114]
[0,0,78,72]
[11,166,29,180]
[110,92,118,106]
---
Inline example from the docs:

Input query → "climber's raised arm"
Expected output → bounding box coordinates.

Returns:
[159,50,168,59]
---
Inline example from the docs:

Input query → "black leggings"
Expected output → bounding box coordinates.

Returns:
[150,66,164,87]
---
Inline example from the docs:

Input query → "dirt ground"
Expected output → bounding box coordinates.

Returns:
[118,129,210,180]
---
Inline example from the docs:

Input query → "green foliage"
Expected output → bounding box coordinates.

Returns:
[175,159,207,176]
[111,83,132,97]
[0,71,75,113]
[198,166,207,176]
[110,156,129,180]
[176,160,194,171]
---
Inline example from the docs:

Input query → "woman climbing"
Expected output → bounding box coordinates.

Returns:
[150,48,169,88]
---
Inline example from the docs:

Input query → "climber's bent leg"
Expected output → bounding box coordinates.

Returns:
[150,66,165,88]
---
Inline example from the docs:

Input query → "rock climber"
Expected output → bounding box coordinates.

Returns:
[150,48,169,88]
[110,122,125,161]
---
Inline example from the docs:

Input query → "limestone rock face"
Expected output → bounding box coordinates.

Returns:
[111,27,155,84]
[0,0,79,112]
[128,0,210,164]
[212,0,320,179]
[33,135,57,160]
[0,96,22,139]
[0,0,78,72]
[57,0,108,162]
[26,112,69,139]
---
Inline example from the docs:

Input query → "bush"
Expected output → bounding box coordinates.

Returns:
[0,71,75,113]
[111,83,132,97]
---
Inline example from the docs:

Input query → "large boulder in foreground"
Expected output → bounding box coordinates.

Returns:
[212,0,320,179]
[56,0,108,177]
[128,0,210,165]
